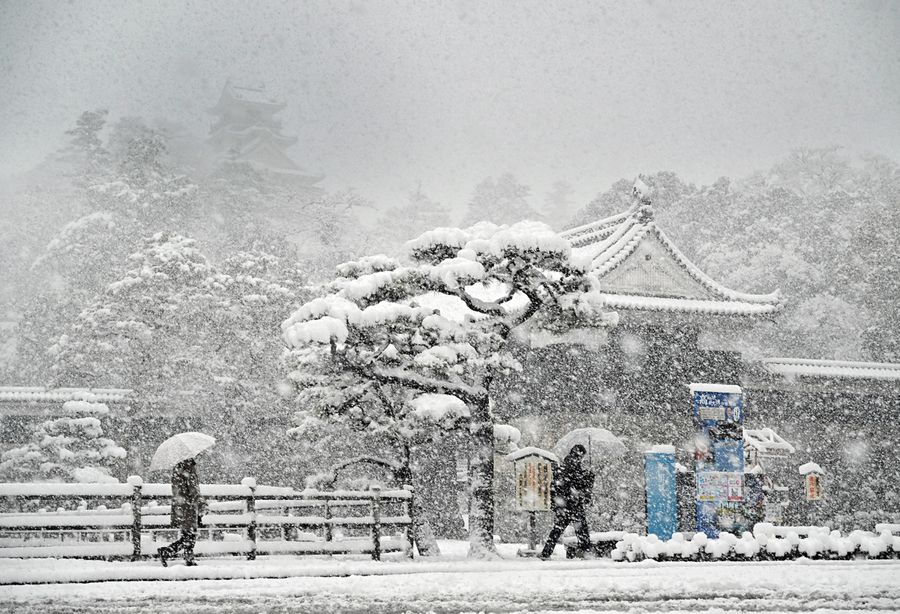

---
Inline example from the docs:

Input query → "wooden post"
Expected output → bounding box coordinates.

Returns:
[371,486,382,561]
[404,485,415,559]
[527,511,537,552]
[324,500,333,544]
[129,476,143,562]
[242,477,257,561]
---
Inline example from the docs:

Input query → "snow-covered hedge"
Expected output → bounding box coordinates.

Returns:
[612,524,900,562]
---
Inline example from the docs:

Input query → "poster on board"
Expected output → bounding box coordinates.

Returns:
[696,471,744,502]
[515,457,553,511]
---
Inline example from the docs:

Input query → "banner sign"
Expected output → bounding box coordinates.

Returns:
[805,473,822,501]
[515,458,553,511]
[697,471,743,502]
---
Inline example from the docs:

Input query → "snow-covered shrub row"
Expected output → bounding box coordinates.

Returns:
[612,526,900,562]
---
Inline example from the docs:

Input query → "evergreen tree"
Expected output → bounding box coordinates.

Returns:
[282,221,615,556]
[50,233,306,483]
[0,398,126,483]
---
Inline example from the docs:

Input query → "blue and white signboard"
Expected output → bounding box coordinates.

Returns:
[644,446,677,540]
[690,383,743,427]
[691,383,745,537]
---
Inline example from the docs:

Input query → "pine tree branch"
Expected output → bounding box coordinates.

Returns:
[456,288,510,317]
[370,367,487,405]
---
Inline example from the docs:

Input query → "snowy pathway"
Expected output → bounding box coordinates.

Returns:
[2,542,899,613]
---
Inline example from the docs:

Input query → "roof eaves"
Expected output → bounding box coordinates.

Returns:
[648,224,782,308]
[600,294,781,317]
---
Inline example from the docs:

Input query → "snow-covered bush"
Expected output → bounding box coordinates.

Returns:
[611,525,900,562]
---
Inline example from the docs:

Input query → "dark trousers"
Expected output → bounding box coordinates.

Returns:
[541,508,590,558]
[161,529,197,562]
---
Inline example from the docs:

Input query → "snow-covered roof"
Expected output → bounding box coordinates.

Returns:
[209,81,286,114]
[762,358,900,381]
[798,461,824,475]
[561,196,782,318]
[0,387,132,403]
[744,427,795,455]
[689,383,743,394]
[563,205,638,248]
[504,447,559,464]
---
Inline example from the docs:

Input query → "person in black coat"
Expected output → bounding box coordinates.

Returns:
[540,444,595,559]
[158,457,203,566]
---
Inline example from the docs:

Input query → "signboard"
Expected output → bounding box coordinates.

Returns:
[692,387,743,427]
[697,471,743,503]
[515,458,553,511]
[691,384,745,538]
[805,473,822,501]
[644,450,677,540]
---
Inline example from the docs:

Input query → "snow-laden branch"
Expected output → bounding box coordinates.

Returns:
[456,287,509,317]
[371,367,487,404]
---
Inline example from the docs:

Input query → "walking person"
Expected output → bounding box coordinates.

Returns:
[540,444,595,559]
[158,457,204,566]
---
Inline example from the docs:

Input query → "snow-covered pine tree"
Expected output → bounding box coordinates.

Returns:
[15,118,199,384]
[50,232,308,483]
[202,246,309,482]
[0,398,126,483]
[281,221,616,557]
[50,232,214,391]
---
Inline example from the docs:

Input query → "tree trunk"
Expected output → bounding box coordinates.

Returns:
[467,395,498,558]
[398,443,441,556]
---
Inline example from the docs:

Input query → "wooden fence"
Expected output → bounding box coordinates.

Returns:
[0,477,414,561]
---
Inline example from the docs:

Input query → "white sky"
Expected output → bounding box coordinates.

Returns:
[1,0,898,210]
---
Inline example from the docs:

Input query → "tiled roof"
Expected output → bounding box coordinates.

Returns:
[0,387,133,403]
[600,294,781,316]
[762,358,900,381]
[562,193,782,317]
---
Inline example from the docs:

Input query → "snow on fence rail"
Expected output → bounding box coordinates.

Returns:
[0,478,414,561]
[612,523,900,562]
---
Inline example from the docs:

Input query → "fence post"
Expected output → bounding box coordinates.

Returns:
[371,485,382,561]
[403,485,415,559]
[128,475,143,562]
[242,477,257,561]
[324,499,333,544]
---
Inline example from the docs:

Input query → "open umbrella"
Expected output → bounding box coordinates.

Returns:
[552,427,626,467]
[150,432,216,472]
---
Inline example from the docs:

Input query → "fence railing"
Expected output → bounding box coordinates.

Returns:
[0,477,414,561]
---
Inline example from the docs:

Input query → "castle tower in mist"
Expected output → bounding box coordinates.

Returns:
[207,80,322,190]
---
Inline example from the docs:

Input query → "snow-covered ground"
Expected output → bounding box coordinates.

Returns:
[2,541,899,613]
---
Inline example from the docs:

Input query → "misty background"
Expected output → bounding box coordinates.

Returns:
[1,1,898,208]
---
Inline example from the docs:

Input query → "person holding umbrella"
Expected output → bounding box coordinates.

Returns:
[540,444,595,559]
[151,432,215,567]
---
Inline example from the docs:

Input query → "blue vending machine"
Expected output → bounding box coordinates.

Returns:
[644,446,677,540]
[690,383,744,537]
